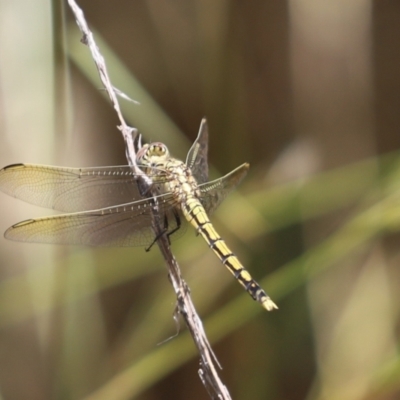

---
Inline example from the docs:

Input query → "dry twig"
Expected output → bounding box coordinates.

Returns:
[67,1,232,398]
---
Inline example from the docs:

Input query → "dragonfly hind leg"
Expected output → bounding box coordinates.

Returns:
[145,210,182,252]
[166,210,182,241]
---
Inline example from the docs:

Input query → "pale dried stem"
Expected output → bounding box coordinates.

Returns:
[67,1,231,398]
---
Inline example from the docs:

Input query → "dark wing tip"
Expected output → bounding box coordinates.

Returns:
[11,219,35,229]
[2,163,25,172]
[4,219,35,242]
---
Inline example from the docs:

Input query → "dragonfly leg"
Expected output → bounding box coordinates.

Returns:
[145,213,168,252]
[145,210,181,252]
[166,210,181,241]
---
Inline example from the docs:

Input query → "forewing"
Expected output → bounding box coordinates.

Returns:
[185,118,209,184]
[0,164,143,212]
[5,196,187,247]
[198,163,249,215]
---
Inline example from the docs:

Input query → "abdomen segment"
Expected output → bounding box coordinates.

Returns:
[182,198,277,311]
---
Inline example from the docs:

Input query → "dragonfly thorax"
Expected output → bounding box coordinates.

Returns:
[136,142,201,201]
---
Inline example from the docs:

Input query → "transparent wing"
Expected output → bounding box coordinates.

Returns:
[4,196,187,247]
[0,164,146,212]
[185,118,208,184]
[198,163,249,215]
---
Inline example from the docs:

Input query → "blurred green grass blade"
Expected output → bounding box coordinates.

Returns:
[368,355,400,399]
[0,248,159,327]
[84,329,201,400]
[247,151,400,232]
[208,153,382,243]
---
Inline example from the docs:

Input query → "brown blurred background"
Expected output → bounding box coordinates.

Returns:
[0,1,400,399]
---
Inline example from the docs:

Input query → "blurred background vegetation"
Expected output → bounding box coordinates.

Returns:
[0,1,400,399]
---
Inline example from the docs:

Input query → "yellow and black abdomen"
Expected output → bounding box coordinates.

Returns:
[181,197,277,311]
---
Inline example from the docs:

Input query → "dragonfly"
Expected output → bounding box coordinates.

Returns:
[0,119,277,311]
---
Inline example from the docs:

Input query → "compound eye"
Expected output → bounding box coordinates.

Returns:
[136,142,169,165]
[150,143,168,156]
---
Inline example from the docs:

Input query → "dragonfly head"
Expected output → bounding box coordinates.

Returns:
[136,142,170,166]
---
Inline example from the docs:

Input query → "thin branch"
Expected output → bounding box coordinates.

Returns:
[153,208,231,400]
[66,1,232,399]
[67,0,137,167]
